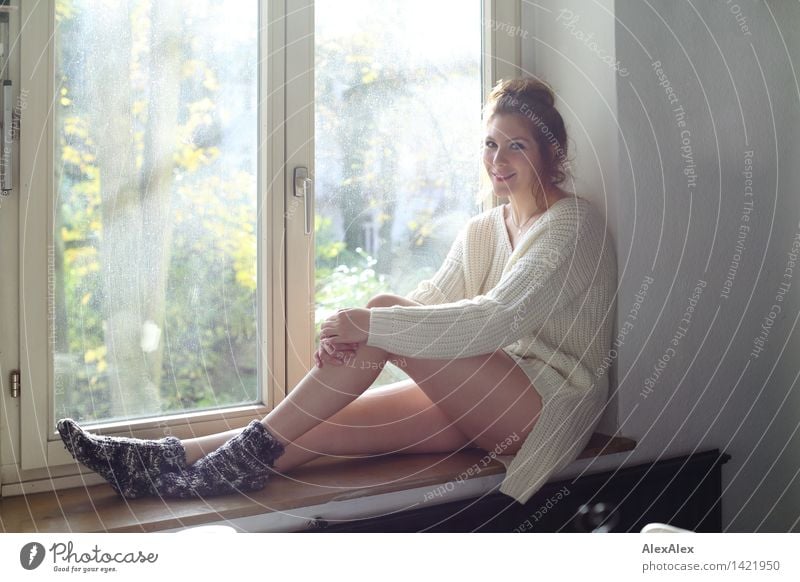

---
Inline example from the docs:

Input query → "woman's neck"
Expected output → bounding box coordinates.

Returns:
[506,187,563,223]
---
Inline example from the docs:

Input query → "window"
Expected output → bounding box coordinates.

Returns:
[312,0,482,387]
[13,0,520,480]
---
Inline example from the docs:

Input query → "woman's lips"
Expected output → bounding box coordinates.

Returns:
[492,171,516,182]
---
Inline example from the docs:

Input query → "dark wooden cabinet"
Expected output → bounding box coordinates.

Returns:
[311,449,730,532]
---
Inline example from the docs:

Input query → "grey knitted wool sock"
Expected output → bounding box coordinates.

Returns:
[152,420,286,499]
[57,418,187,499]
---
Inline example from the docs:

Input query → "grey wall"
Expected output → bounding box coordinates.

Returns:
[522,0,800,532]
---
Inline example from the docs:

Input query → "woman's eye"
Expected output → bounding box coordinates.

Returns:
[484,140,496,148]
[510,142,525,150]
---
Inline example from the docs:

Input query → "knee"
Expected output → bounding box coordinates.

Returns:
[366,293,400,309]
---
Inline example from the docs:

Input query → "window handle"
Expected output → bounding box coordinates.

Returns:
[293,166,313,235]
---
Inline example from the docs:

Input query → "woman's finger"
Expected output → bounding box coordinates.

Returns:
[319,345,344,366]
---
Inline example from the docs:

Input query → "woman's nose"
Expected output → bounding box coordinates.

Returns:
[492,147,507,165]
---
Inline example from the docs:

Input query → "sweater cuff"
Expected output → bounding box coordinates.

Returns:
[366,307,397,352]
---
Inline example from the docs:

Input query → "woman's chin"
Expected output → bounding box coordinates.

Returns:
[492,188,521,198]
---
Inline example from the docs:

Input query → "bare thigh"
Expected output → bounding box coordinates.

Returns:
[364,293,543,456]
[271,379,475,473]
[394,349,543,456]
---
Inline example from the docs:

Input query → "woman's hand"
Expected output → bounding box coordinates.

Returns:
[320,308,371,344]
[314,339,360,368]
[315,308,371,368]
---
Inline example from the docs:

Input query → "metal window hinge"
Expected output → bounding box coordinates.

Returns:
[9,369,20,398]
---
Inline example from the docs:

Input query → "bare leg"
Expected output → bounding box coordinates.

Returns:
[57,293,541,499]
[182,293,542,467]
[271,379,476,473]
[182,341,398,465]
[182,293,420,464]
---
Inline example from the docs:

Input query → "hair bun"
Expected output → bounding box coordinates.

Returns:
[493,77,555,108]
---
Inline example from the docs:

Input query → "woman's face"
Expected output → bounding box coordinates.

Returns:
[482,113,547,198]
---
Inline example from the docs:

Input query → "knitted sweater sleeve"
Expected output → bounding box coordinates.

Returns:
[366,205,594,359]
[403,225,467,305]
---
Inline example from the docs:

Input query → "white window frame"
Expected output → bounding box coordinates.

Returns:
[4,0,520,494]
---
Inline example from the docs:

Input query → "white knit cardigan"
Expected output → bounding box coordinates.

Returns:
[365,195,617,504]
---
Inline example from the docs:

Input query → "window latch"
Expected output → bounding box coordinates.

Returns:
[293,166,313,236]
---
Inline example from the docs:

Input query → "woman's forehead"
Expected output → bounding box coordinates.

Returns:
[484,113,532,139]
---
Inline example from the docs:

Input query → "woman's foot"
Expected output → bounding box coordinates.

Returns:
[56,418,187,499]
[152,420,286,499]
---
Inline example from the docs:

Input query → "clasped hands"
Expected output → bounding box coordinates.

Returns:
[315,307,371,368]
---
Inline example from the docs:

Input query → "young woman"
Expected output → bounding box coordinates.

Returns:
[57,78,617,504]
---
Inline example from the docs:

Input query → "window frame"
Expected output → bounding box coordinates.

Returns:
[16,0,285,478]
[6,0,521,493]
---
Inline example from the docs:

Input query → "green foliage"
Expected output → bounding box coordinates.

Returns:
[53,0,462,421]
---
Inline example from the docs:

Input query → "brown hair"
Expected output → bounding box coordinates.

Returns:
[482,77,570,208]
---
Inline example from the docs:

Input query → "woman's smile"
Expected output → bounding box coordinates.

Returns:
[491,170,517,182]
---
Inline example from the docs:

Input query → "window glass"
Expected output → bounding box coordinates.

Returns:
[53,0,259,423]
[314,0,483,386]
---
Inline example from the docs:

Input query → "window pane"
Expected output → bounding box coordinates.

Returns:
[53,0,259,423]
[314,0,483,386]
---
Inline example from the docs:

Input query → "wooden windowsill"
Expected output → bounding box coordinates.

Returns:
[0,433,635,533]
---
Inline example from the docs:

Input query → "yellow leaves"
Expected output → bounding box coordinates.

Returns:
[202,218,226,239]
[317,240,345,260]
[84,345,106,364]
[203,69,219,92]
[63,246,99,277]
[345,54,372,64]
[173,98,219,171]
[188,98,215,117]
[60,88,72,107]
[175,144,218,172]
[361,68,378,84]
[62,116,90,140]
[61,146,82,166]
[182,60,220,92]
[80,293,92,306]
[232,233,257,292]
[55,0,75,23]
[407,209,435,246]
[132,100,147,117]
